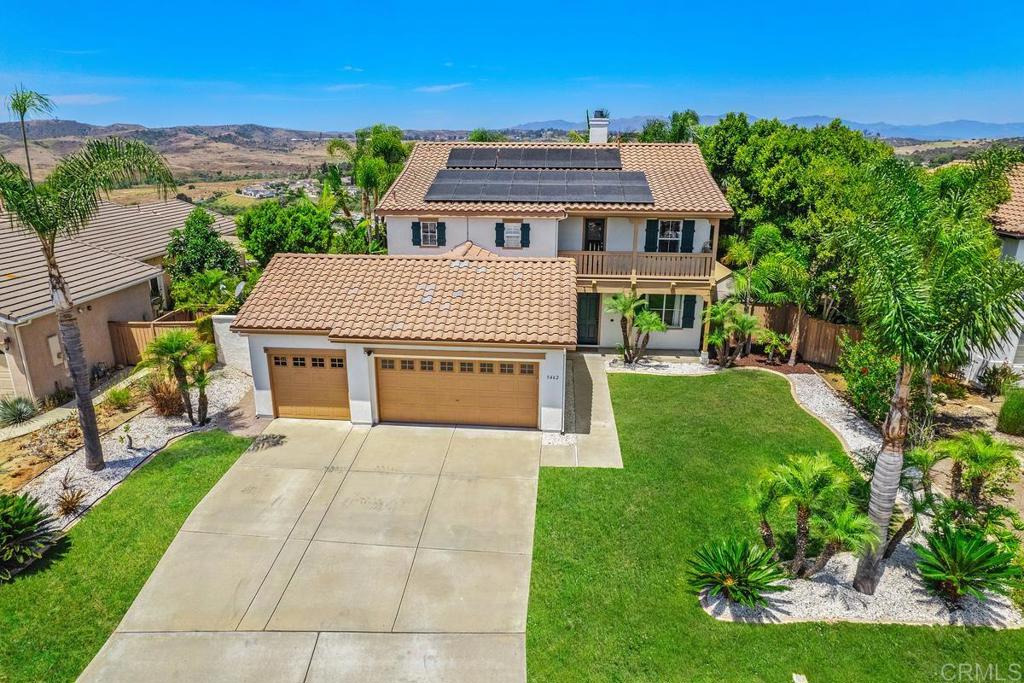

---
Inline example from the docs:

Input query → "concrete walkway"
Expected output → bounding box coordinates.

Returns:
[541,352,623,468]
[80,420,540,682]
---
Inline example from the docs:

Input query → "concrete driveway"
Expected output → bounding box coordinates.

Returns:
[80,420,540,682]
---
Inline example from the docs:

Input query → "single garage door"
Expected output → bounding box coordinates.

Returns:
[268,350,350,419]
[376,356,539,428]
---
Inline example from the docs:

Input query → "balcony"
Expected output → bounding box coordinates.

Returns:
[559,251,715,281]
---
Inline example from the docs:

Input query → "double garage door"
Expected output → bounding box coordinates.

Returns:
[267,349,540,428]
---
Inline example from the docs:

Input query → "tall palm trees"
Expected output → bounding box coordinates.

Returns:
[0,87,174,471]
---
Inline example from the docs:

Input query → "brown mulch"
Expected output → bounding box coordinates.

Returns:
[730,352,815,375]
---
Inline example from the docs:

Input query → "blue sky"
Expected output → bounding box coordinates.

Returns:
[2,1,1023,130]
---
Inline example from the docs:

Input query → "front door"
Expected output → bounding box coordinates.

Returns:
[577,293,600,345]
[584,218,606,251]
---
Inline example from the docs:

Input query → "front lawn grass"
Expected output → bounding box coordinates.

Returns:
[0,430,251,683]
[527,370,1023,682]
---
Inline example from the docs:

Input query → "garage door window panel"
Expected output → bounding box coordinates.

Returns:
[292,356,306,367]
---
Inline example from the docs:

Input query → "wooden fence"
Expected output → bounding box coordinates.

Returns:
[108,310,202,366]
[752,304,861,367]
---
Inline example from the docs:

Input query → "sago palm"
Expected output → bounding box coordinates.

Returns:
[0,87,174,471]
[772,454,850,575]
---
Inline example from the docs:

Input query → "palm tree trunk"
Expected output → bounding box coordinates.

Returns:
[882,516,915,560]
[19,115,36,188]
[619,317,632,363]
[172,365,195,424]
[787,306,803,366]
[758,519,778,559]
[854,363,914,595]
[792,505,811,575]
[950,461,964,501]
[804,542,840,578]
[197,387,208,425]
[968,476,985,507]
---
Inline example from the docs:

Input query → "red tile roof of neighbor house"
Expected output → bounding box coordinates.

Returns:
[376,141,733,217]
[992,165,1024,237]
[232,253,578,347]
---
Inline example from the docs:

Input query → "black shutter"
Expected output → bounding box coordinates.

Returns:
[495,222,505,247]
[436,222,447,246]
[681,220,695,253]
[411,221,421,246]
[521,223,530,248]
[681,295,697,328]
[644,219,659,252]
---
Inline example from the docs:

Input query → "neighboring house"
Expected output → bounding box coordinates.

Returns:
[231,252,576,432]
[0,199,235,401]
[376,113,734,357]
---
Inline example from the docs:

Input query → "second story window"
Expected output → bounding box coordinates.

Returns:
[504,223,522,249]
[658,220,682,253]
[421,221,438,247]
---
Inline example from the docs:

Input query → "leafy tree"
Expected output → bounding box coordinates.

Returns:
[235,198,336,267]
[638,109,701,143]
[170,268,260,314]
[0,87,174,471]
[467,128,508,142]
[165,207,240,280]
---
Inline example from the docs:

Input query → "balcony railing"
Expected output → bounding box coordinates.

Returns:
[559,251,715,280]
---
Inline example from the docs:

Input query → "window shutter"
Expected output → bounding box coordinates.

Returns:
[411,221,421,246]
[681,220,696,253]
[644,219,659,252]
[521,223,530,248]
[436,222,446,246]
[681,295,697,328]
[495,222,505,247]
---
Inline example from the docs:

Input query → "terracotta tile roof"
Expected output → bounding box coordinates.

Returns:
[440,240,499,259]
[232,253,577,346]
[992,165,1024,237]
[377,141,732,217]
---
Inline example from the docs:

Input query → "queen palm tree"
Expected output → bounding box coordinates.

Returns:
[0,87,174,471]
[139,330,214,425]
[841,153,1024,594]
[772,454,848,576]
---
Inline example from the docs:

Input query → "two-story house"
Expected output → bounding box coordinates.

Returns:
[376,113,733,359]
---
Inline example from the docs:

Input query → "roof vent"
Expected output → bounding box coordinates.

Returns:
[588,109,609,144]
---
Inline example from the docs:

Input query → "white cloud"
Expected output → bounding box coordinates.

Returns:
[414,82,469,93]
[443,61,454,68]
[324,83,367,92]
[342,65,364,72]
[50,93,121,105]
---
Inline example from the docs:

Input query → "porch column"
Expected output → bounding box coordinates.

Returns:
[630,218,640,276]
[709,217,721,282]
[700,293,712,364]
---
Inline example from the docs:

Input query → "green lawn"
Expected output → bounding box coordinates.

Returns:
[0,430,251,683]
[527,371,1023,682]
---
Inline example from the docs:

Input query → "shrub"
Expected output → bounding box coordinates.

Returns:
[146,378,185,417]
[837,335,927,426]
[56,488,87,518]
[0,493,56,581]
[932,375,967,400]
[914,525,1023,604]
[978,363,1022,399]
[0,397,39,427]
[105,387,134,411]
[39,386,74,411]
[997,389,1024,436]
[686,538,790,608]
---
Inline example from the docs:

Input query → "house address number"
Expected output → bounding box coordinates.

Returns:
[546,374,560,381]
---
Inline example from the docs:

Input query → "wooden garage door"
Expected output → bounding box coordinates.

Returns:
[268,350,350,420]
[376,357,539,428]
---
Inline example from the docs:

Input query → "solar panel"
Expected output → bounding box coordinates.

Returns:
[445,147,622,169]
[426,169,653,204]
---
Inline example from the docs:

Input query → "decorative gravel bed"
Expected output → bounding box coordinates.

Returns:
[20,367,251,528]
[787,372,882,459]
[702,542,1024,629]
[606,356,719,376]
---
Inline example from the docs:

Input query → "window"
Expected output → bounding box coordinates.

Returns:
[499,363,514,375]
[273,355,287,367]
[400,359,415,371]
[520,363,535,375]
[381,359,395,370]
[420,221,438,247]
[330,357,344,369]
[503,223,522,249]
[310,357,325,368]
[439,360,454,372]
[479,362,494,374]
[658,220,682,253]
[292,356,306,367]
[646,295,682,328]
[460,361,474,373]
[420,360,434,371]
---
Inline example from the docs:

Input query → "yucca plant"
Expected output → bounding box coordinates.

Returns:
[0,493,56,581]
[686,538,790,608]
[0,396,39,427]
[914,524,1023,605]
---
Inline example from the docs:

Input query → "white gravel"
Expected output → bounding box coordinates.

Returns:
[20,367,251,528]
[702,541,1024,629]
[787,373,882,459]
[606,356,718,376]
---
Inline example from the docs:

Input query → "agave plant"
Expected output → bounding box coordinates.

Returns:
[913,524,1023,604]
[686,538,790,608]
[0,493,56,581]
[0,396,39,427]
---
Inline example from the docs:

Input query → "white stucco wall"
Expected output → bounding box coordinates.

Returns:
[243,333,566,431]
[212,315,251,374]
[596,293,704,351]
[964,236,1024,380]
[385,216,559,257]
[556,217,712,253]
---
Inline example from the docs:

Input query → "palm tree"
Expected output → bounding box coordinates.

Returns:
[746,477,780,559]
[940,431,1019,507]
[632,309,668,362]
[139,330,213,425]
[188,344,217,425]
[1,88,174,471]
[605,292,647,363]
[755,252,814,366]
[724,310,762,366]
[840,154,1024,594]
[804,504,879,578]
[772,454,849,576]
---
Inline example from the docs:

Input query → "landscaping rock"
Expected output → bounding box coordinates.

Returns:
[606,356,718,376]
[787,373,882,459]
